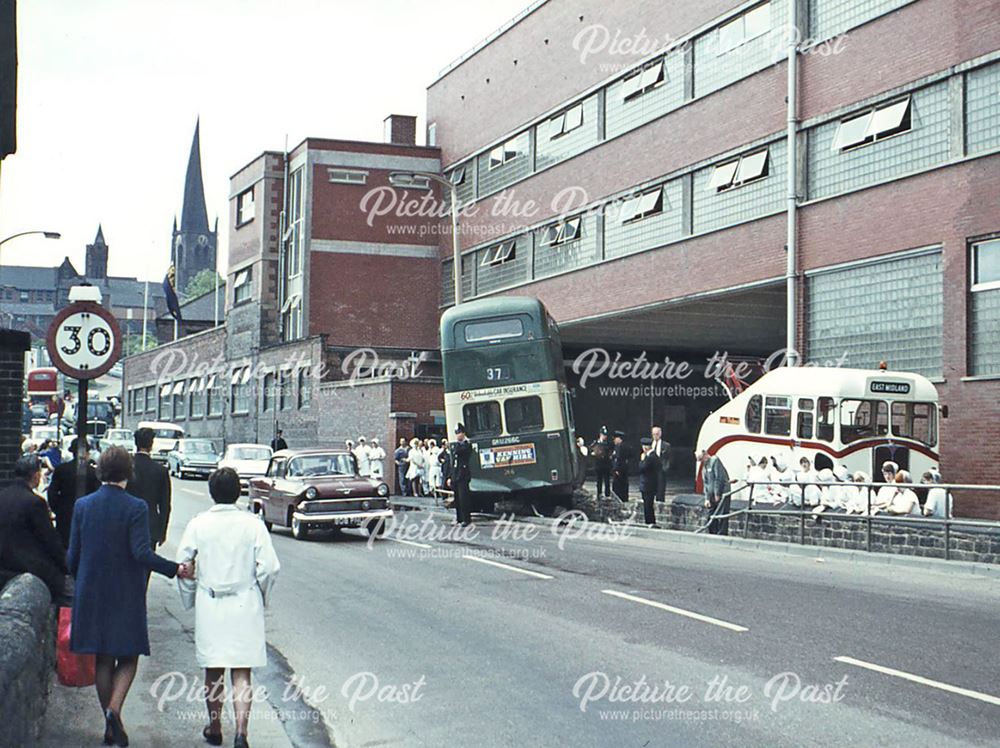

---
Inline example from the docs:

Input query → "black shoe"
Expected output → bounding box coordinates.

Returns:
[103,713,113,746]
[234,735,250,748]
[203,726,223,746]
[104,708,129,747]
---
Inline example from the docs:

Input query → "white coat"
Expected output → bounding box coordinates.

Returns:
[354,445,372,477]
[176,505,280,668]
[369,445,386,479]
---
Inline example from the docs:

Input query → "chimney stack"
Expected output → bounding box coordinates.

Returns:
[383,114,417,146]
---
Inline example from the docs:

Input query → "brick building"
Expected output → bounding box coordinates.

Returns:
[425,0,1000,514]
[121,117,445,491]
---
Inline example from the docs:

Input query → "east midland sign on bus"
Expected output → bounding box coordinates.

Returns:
[869,380,912,395]
[46,301,122,381]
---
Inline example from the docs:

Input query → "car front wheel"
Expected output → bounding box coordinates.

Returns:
[291,515,310,541]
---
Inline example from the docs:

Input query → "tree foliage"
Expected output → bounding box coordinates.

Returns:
[184,269,224,300]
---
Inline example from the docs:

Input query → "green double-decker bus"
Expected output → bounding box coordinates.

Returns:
[440,297,580,512]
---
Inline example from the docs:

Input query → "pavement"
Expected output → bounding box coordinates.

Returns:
[41,479,1000,747]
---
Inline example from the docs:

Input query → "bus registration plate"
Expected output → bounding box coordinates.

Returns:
[480,443,536,469]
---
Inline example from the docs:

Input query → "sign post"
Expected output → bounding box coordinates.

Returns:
[46,291,122,501]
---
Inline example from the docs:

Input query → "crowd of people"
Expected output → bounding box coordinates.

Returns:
[342,436,388,480]
[741,455,953,518]
[392,436,453,498]
[0,429,280,748]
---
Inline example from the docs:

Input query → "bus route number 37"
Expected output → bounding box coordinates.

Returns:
[485,365,511,382]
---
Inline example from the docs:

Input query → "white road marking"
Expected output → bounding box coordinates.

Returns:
[462,555,553,580]
[387,537,433,549]
[834,656,1000,707]
[601,589,749,633]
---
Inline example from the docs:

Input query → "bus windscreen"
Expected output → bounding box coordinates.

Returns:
[464,318,523,343]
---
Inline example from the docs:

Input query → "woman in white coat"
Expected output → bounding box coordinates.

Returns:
[368,438,386,479]
[406,438,425,497]
[177,468,280,748]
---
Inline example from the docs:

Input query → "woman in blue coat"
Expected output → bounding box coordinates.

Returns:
[68,446,194,747]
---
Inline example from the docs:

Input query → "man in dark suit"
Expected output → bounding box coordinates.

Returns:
[611,430,631,502]
[589,426,612,498]
[47,437,100,549]
[126,427,172,547]
[638,437,660,526]
[270,429,288,452]
[394,438,411,496]
[447,424,474,526]
[650,425,672,503]
[0,456,68,599]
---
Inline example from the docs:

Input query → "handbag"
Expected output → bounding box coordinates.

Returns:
[56,607,96,687]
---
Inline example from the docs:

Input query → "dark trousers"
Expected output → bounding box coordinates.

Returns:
[641,490,656,525]
[612,474,628,503]
[655,468,667,503]
[707,494,731,535]
[454,481,472,524]
[397,466,410,496]
[594,467,611,498]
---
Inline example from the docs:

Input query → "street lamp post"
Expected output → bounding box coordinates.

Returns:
[0,230,62,327]
[389,171,461,306]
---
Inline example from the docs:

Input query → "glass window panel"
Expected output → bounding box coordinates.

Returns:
[465,318,524,343]
[637,187,663,217]
[463,401,502,438]
[619,196,641,223]
[564,104,584,132]
[718,16,744,53]
[621,71,643,100]
[867,98,911,138]
[834,111,872,149]
[840,400,889,443]
[547,113,565,140]
[736,149,769,183]
[973,239,1000,287]
[640,61,664,90]
[504,396,544,434]
[708,160,740,190]
[744,3,772,38]
[745,395,762,433]
[489,146,504,169]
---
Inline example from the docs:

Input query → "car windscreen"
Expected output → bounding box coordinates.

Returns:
[107,430,132,440]
[154,429,184,440]
[286,454,355,477]
[230,447,271,461]
[185,440,216,454]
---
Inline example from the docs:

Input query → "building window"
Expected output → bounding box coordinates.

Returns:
[282,295,303,342]
[189,377,205,418]
[328,168,368,185]
[480,240,516,267]
[389,173,431,190]
[547,102,585,139]
[969,238,1000,375]
[145,385,155,413]
[233,267,252,305]
[542,216,582,246]
[206,374,223,417]
[231,367,250,414]
[621,59,666,101]
[297,368,312,408]
[488,138,521,169]
[236,187,255,226]
[718,2,771,54]
[707,149,770,192]
[172,380,187,420]
[427,122,437,146]
[619,186,666,223]
[279,370,291,410]
[449,165,467,185]
[833,97,912,151]
[158,383,171,420]
[262,372,274,411]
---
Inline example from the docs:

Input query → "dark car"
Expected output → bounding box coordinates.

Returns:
[248,449,392,541]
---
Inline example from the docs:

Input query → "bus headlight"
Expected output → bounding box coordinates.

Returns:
[304,487,318,500]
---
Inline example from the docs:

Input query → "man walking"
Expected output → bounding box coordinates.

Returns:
[650,425,671,503]
[447,424,474,526]
[126,427,172,547]
[589,426,612,499]
[610,430,630,503]
[47,437,100,549]
[698,449,731,535]
[638,437,660,526]
[270,429,288,452]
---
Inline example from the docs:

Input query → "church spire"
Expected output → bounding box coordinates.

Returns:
[94,224,106,245]
[180,118,210,234]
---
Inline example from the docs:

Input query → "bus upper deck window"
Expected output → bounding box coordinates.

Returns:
[764,396,792,436]
[462,401,502,438]
[505,396,544,434]
[797,398,814,439]
[816,397,835,442]
[840,399,888,444]
[464,318,524,343]
[745,395,762,434]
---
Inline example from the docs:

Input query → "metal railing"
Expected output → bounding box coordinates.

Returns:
[695,480,1000,560]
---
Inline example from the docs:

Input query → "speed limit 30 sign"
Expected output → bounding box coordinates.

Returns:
[46,301,122,380]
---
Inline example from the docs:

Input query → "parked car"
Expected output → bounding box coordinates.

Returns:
[101,428,135,454]
[136,421,186,463]
[30,425,59,445]
[218,444,273,493]
[167,439,221,479]
[248,449,392,541]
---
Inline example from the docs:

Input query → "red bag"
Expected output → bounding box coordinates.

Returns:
[57,607,96,687]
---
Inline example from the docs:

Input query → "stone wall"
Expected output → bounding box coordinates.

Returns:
[659,501,1000,565]
[0,575,56,746]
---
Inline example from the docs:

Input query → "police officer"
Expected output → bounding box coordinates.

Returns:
[447,423,474,526]
[589,425,612,498]
[611,430,630,502]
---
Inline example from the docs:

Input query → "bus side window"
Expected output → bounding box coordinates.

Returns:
[816,397,835,442]
[797,398,814,439]
[462,401,502,437]
[745,395,762,434]
[504,396,544,434]
[764,396,792,436]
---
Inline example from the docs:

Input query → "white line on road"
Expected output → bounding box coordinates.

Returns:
[834,656,1000,707]
[601,589,748,633]
[387,537,433,549]
[462,555,553,579]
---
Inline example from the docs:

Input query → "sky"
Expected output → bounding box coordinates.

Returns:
[0,0,530,281]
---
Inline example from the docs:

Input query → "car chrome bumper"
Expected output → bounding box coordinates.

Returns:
[291,509,394,526]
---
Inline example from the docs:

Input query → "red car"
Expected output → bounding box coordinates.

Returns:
[249,449,393,541]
